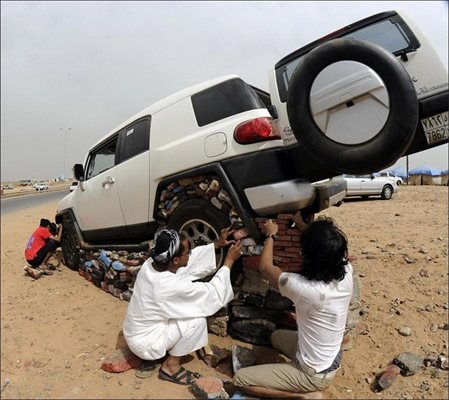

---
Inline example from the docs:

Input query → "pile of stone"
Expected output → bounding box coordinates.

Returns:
[78,250,148,301]
[156,176,235,220]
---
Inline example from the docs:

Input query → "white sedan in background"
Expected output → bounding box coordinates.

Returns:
[343,174,399,200]
[34,182,49,191]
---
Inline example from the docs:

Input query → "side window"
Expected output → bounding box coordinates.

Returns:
[85,137,118,180]
[118,118,150,163]
[191,78,265,127]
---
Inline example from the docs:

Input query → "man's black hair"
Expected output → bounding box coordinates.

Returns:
[49,222,58,236]
[299,217,348,283]
[40,218,51,227]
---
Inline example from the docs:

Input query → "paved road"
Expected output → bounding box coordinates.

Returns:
[1,191,68,216]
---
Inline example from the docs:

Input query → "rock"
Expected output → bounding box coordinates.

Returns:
[393,352,424,376]
[240,269,270,297]
[238,292,265,308]
[430,324,438,332]
[424,352,439,367]
[265,291,293,310]
[192,377,229,399]
[404,256,416,264]
[207,315,229,337]
[229,319,276,346]
[439,323,449,330]
[419,381,430,392]
[377,364,401,391]
[101,347,142,373]
[398,326,412,337]
[231,345,257,373]
[425,304,433,312]
[439,356,449,370]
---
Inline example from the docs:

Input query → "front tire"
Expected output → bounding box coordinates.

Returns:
[61,217,81,270]
[381,185,393,200]
[168,199,230,266]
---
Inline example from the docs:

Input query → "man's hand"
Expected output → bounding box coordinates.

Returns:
[263,219,278,236]
[214,227,235,249]
[223,240,243,268]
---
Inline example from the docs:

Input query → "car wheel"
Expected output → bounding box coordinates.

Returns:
[287,38,418,174]
[61,217,81,270]
[168,199,231,266]
[397,180,402,186]
[381,185,393,200]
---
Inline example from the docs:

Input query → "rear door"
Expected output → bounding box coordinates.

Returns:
[115,117,152,237]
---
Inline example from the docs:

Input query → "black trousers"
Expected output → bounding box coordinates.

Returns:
[26,240,58,267]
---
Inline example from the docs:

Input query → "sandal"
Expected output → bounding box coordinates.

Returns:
[158,367,201,385]
[135,360,159,379]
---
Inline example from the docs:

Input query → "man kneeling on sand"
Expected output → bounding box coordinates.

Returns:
[233,215,353,399]
[24,218,63,279]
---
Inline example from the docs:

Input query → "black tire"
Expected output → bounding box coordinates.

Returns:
[381,185,393,200]
[61,217,81,270]
[397,180,402,186]
[287,38,418,174]
[362,195,370,200]
[168,199,231,266]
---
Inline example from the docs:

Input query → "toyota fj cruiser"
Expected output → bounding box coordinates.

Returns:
[57,10,447,269]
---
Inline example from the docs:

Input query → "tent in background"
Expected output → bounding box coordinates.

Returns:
[408,166,442,185]
[441,169,449,186]
[388,166,408,180]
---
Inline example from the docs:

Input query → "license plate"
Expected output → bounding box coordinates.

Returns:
[421,111,448,145]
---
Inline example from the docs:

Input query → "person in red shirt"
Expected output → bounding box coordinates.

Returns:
[25,219,63,270]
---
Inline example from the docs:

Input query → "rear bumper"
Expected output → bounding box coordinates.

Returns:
[244,176,346,216]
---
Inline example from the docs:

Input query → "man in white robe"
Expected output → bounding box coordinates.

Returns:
[123,228,242,385]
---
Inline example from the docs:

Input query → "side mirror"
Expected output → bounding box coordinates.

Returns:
[73,164,84,181]
[370,174,375,180]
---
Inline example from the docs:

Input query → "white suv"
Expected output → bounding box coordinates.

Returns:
[56,10,447,270]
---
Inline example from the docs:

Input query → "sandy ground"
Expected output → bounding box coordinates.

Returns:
[1,186,448,399]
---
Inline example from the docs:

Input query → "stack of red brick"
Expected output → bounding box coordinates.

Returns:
[243,214,303,273]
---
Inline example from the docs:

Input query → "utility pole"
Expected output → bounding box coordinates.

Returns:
[59,128,72,179]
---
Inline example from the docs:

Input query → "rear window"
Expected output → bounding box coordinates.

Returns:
[276,13,420,102]
[191,78,265,127]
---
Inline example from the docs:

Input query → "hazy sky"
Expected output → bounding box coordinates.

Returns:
[1,1,448,181]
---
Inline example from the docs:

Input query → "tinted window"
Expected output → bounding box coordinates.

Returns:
[276,15,419,102]
[119,118,150,163]
[192,78,265,127]
[86,138,118,179]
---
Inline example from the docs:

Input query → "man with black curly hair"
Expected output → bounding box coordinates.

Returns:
[233,216,353,399]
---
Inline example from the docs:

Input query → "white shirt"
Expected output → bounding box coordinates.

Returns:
[279,263,353,373]
[123,243,234,359]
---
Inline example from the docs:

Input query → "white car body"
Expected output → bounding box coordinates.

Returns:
[35,182,49,191]
[268,10,448,151]
[56,9,447,269]
[378,172,403,186]
[344,174,398,199]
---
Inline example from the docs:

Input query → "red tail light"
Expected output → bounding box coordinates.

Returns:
[234,117,281,144]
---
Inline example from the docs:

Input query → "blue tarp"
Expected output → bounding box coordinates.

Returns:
[388,167,408,179]
[408,166,442,176]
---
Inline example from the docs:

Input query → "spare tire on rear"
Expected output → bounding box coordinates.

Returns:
[287,38,418,174]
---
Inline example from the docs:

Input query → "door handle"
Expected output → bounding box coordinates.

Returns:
[102,177,115,187]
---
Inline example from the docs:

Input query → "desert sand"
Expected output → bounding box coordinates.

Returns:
[1,185,448,399]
